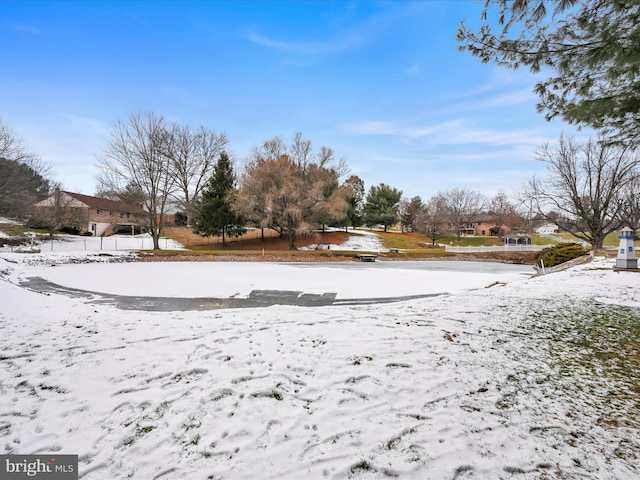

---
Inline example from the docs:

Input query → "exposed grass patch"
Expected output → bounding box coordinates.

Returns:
[251,389,284,401]
[121,424,155,448]
[0,222,31,236]
[38,383,67,394]
[349,460,373,474]
[526,303,640,426]
[0,222,53,238]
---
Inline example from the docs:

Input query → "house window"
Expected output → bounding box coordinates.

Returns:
[120,212,125,219]
[481,230,486,235]
[96,209,101,215]
[109,211,114,216]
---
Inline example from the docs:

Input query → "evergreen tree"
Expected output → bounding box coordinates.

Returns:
[340,175,365,230]
[400,196,424,233]
[363,183,402,232]
[458,0,640,144]
[192,152,245,246]
[0,157,50,216]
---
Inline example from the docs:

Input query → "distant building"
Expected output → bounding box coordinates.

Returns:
[503,233,532,246]
[463,216,511,237]
[536,223,559,235]
[34,190,147,236]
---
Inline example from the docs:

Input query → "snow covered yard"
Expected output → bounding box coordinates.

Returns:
[0,255,639,479]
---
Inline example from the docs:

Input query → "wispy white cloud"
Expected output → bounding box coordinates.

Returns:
[449,128,547,148]
[339,117,558,168]
[12,23,41,35]
[247,30,364,56]
[58,113,108,135]
[340,119,467,139]
[405,64,420,76]
[476,88,537,109]
[247,2,424,57]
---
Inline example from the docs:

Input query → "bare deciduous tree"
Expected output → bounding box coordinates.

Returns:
[1,118,31,163]
[30,185,84,238]
[167,124,227,226]
[437,187,487,240]
[416,195,448,246]
[98,111,174,250]
[618,176,640,234]
[489,191,523,237]
[526,135,640,251]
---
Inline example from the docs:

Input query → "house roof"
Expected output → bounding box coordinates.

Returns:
[63,191,146,215]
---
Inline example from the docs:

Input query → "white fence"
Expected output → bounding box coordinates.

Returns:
[2,235,182,253]
[445,244,553,253]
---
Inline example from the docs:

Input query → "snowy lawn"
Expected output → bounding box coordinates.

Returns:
[0,254,639,479]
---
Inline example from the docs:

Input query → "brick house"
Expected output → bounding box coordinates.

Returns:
[462,216,511,237]
[33,190,147,236]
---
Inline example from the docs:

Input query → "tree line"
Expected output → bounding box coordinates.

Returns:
[2,111,640,252]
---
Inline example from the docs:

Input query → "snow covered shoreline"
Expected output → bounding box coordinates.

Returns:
[1,255,639,479]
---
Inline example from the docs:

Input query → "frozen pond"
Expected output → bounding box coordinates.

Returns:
[17,260,534,307]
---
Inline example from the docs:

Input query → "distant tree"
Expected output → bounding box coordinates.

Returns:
[174,211,188,226]
[29,185,84,239]
[1,118,34,163]
[364,183,402,232]
[0,158,51,217]
[489,191,522,237]
[340,175,365,230]
[314,155,345,232]
[167,124,227,226]
[437,187,487,240]
[618,176,640,235]
[416,195,447,246]
[192,152,245,246]
[237,133,347,249]
[0,119,51,217]
[400,196,424,233]
[458,0,640,144]
[118,182,146,207]
[95,180,146,207]
[98,111,175,250]
[526,135,640,250]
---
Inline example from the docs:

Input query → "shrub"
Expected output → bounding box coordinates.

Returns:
[175,211,188,226]
[26,218,48,229]
[535,242,587,268]
[59,226,80,235]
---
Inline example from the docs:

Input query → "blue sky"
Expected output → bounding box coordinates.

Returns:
[1,0,590,200]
